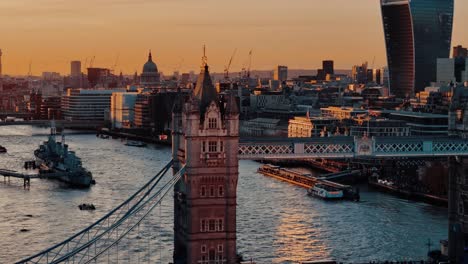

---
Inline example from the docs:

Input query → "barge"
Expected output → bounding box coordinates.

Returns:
[258,164,359,201]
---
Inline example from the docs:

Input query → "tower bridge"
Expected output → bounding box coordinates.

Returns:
[16,54,468,263]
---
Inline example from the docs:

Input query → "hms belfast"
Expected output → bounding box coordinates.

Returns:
[34,122,93,187]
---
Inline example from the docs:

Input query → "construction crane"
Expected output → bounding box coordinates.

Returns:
[224,48,237,81]
[247,49,252,78]
[241,50,253,79]
[111,53,120,73]
[89,56,95,68]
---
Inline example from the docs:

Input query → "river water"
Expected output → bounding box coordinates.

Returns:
[0,126,448,263]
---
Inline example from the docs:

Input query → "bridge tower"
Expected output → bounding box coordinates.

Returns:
[172,53,239,264]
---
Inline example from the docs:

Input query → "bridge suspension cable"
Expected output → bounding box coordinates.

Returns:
[16,160,185,264]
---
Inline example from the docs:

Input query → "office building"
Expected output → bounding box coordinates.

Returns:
[62,88,125,121]
[373,69,382,85]
[110,92,138,128]
[453,45,468,58]
[71,61,81,77]
[273,65,288,83]
[352,63,368,84]
[381,0,454,97]
[389,111,448,136]
[437,58,468,84]
[323,60,334,75]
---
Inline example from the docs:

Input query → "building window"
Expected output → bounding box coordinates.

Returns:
[200,185,206,197]
[209,250,215,262]
[220,141,224,152]
[218,185,224,197]
[202,141,206,152]
[201,245,207,253]
[218,244,223,253]
[210,185,215,197]
[208,141,217,152]
[208,118,217,129]
[201,219,206,232]
[209,219,216,231]
[217,219,224,231]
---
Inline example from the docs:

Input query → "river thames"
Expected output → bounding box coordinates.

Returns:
[0,126,448,263]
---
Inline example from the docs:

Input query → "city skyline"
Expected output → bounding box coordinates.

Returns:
[1,0,468,76]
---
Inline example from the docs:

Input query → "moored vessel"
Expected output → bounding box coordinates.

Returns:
[307,184,344,200]
[34,121,93,187]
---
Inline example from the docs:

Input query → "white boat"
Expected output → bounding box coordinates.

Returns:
[307,184,344,200]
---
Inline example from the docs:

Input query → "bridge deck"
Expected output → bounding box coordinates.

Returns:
[238,136,468,159]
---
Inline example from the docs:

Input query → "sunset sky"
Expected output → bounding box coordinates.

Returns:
[1,0,467,76]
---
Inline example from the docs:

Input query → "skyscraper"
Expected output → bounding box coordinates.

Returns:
[322,60,334,76]
[381,0,454,98]
[70,61,81,77]
[273,65,288,83]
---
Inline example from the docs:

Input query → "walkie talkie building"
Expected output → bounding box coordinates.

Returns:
[381,0,454,98]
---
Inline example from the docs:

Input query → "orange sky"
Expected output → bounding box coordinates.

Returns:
[1,0,467,76]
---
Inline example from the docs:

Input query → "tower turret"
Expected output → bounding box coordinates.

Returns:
[173,50,239,264]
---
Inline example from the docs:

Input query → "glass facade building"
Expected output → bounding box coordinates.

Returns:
[381,0,454,98]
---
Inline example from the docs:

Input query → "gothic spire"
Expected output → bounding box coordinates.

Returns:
[194,47,218,117]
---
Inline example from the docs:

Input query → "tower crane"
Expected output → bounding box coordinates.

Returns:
[224,48,237,81]
[241,50,253,79]
[111,53,120,73]
[89,56,95,68]
[247,49,252,79]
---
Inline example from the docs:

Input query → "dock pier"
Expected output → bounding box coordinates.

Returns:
[0,169,70,187]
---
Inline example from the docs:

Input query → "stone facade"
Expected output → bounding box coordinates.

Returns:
[172,61,239,264]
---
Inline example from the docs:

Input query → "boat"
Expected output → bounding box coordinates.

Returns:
[34,121,93,188]
[0,145,6,153]
[78,203,96,210]
[307,184,344,200]
[125,140,147,147]
[258,164,359,201]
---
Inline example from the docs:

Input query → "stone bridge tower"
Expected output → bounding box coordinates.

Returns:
[172,54,239,264]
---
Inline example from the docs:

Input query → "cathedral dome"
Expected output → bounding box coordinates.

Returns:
[140,50,160,86]
[142,51,158,73]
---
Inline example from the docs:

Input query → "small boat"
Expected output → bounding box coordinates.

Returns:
[307,184,344,200]
[125,140,147,147]
[78,203,96,210]
[0,145,7,153]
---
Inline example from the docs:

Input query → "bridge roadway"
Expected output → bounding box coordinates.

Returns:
[0,120,103,129]
[238,136,468,159]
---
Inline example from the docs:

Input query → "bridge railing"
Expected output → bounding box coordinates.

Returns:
[239,136,468,159]
[238,137,355,159]
[16,160,184,264]
[373,137,468,157]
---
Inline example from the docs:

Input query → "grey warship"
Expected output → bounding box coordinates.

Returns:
[34,121,93,187]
